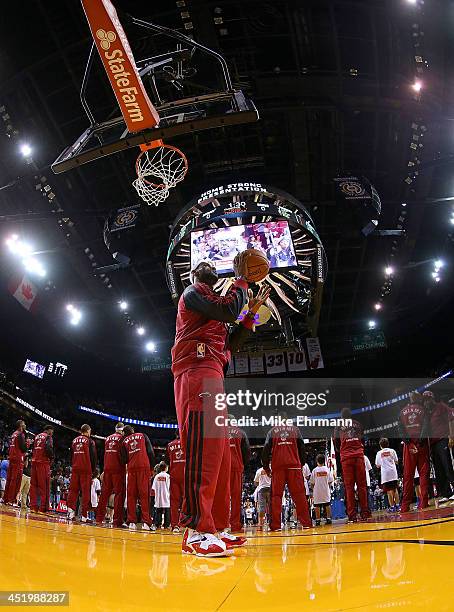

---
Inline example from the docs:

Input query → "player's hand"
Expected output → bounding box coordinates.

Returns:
[409,444,418,454]
[248,285,271,314]
[233,251,249,279]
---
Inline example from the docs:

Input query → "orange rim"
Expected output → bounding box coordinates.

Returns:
[135,143,188,189]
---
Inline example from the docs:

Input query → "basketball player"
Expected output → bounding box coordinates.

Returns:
[67,424,97,522]
[121,425,155,530]
[334,408,371,522]
[399,392,430,512]
[172,256,270,556]
[166,432,185,533]
[228,419,250,532]
[422,391,454,502]
[262,419,312,531]
[3,420,27,505]
[29,425,54,513]
[96,422,126,527]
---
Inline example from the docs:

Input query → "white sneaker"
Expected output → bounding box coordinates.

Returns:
[81,516,91,523]
[449,494,454,501]
[142,523,150,531]
[182,529,228,557]
[218,530,247,549]
[438,497,449,504]
[67,509,75,520]
[173,526,181,533]
[129,523,137,530]
[150,524,157,531]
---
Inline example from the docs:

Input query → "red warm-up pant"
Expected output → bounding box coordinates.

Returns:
[3,461,23,504]
[270,466,311,530]
[126,469,152,526]
[401,442,430,512]
[230,470,244,531]
[341,455,371,520]
[67,470,92,518]
[96,470,125,526]
[174,367,231,534]
[30,463,50,512]
[170,477,184,528]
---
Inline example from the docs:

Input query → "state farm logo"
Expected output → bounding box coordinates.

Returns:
[108,441,115,449]
[76,443,82,451]
[175,450,183,460]
[130,439,138,450]
[280,431,290,442]
[96,29,117,50]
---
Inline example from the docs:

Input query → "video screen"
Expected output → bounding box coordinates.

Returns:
[190,220,297,275]
[23,359,46,379]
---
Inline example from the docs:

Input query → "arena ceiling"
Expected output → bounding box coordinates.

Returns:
[1,0,454,370]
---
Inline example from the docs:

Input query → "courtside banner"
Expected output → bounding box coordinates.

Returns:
[81,0,160,132]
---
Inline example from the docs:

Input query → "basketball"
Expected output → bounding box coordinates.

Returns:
[243,248,270,283]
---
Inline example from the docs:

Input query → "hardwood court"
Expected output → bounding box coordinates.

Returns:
[0,505,453,611]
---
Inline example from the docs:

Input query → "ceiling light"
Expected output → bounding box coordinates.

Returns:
[434,259,443,270]
[119,300,128,311]
[368,320,377,329]
[384,266,394,276]
[412,80,422,93]
[20,143,33,157]
[145,341,156,352]
[137,326,145,336]
[374,303,382,311]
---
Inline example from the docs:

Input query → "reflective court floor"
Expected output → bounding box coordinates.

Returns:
[0,505,453,611]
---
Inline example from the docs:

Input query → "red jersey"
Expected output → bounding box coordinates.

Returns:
[166,439,185,481]
[103,433,125,472]
[428,402,453,443]
[171,279,252,378]
[263,425,303,469]
[8,430,26,463]
[336,420,364,459]
[123,433,153,471]
[400,403,426,443]
[228,426,250,472]
[71,435,96,473]
[32,432,53,465]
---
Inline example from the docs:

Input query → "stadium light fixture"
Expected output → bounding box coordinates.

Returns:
[374,303,382,311]
[368,320,377,329]
[384,266,394,276]
[23,257,46,278]
[136,326,145,336]
[67,304,82,325]
[434,259,443,270]
[145,341,156,352]
[412,80,422,93]
[119,300,128,311]
[20,143,33,157]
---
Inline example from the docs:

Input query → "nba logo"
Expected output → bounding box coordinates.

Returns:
[197,343,205,358]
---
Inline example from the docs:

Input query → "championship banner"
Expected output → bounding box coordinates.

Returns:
[81,0,159,132]
[306,337,324,369]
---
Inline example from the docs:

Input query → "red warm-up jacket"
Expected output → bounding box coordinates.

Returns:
[171,279,253,377]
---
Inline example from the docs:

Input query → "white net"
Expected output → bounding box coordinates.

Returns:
[132,177,170,206]
[133,144,188,206]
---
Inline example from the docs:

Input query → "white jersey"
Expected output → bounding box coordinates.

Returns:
[91,478,101,508]
[152,472,170,508]
[302,463,311,495]
[310,466,333,505]
[254,468,271,492]
[364,455,372,487]
[375,448,398,484]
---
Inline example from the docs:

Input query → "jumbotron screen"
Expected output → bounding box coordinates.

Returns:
[23,359,46,379]
[190,220,297,275]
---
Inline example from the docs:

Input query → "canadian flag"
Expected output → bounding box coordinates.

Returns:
[9,275,39,311]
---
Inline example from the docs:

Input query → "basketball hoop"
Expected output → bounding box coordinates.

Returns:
[133,141,188,206]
